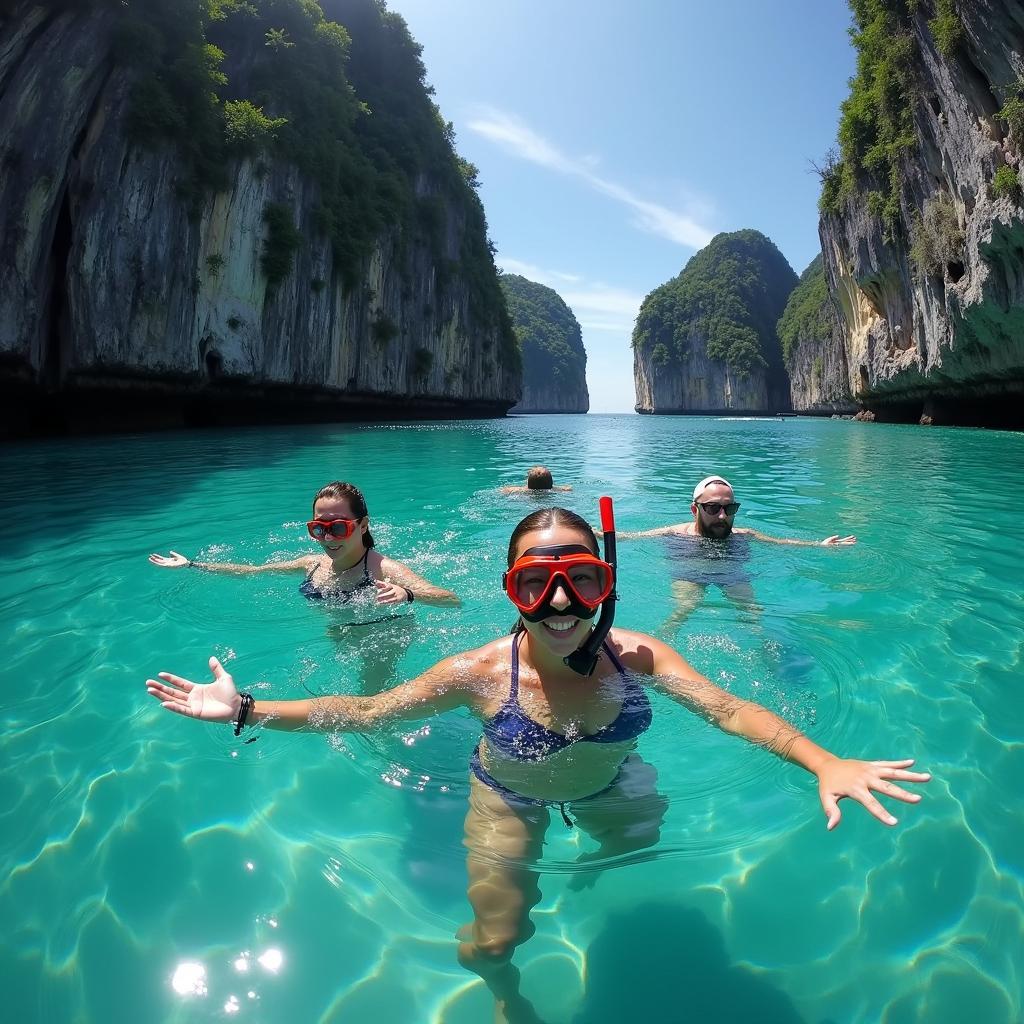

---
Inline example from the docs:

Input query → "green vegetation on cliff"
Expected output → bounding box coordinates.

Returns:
[499,275,586,397]
[777,255,835,362]
[633,230,796,380]
[113,0,515,363]
[819,1,966,233]
[819,0,917,230]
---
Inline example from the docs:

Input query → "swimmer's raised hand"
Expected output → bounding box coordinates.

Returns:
[149,550,191,568]
[374,579,414,605]
[146,656,240,723]
[816,757,930,830]
[821,535,857,545]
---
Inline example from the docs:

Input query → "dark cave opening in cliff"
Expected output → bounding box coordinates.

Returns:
[869,392,1024,430]
[946,261,965,284]
[41,184,74,395]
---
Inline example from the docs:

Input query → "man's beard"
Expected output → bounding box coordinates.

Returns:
[701,520,733,539]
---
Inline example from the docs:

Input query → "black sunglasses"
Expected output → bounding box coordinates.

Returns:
[697,501,740,516]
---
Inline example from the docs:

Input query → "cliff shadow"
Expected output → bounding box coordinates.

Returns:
[0,422,360,558]
[570,901,807,1024]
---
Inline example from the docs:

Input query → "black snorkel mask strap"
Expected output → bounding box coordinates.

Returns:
[564,496,617,676]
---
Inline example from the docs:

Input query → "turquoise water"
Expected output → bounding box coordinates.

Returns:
[1,414,1022,1023]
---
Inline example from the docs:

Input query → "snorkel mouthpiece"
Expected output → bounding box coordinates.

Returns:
[564,496,617,676]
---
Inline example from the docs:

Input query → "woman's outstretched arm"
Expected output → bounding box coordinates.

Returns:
[148,551,317,573]
[146,653,476,733]
[616,630,930,829]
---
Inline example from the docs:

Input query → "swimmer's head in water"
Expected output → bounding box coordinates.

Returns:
[312,481,374,548]
[526,466,554,490]
[691,476,737,539]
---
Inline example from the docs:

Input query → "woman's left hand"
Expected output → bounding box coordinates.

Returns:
[374,579,412,605]
[817,757,931,829]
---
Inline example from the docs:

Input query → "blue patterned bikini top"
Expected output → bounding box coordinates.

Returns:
[299,550,375,601]
[483,633,652,762]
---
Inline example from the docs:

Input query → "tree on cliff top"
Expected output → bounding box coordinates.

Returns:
[632,229,796,382]
[499,274,587,395]
[777,254,837,363]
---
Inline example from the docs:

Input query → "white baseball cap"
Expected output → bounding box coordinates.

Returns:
[692,475,733,502]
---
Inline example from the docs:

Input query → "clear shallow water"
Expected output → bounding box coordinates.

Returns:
[1,414,1022,1024]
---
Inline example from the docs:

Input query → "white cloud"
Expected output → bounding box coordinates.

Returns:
[498,257,644,335]
[467,107,715,249]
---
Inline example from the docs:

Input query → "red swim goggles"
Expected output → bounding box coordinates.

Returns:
[307,517,361,540]
[503,544,615,620]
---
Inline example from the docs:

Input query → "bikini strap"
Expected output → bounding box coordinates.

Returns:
[601,640,628,675]
[360,547,371,582]
[509,631,524,702]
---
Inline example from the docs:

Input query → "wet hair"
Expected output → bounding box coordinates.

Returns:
[312,481,375,548]
[507,506,598,566]
[526,466,554,490]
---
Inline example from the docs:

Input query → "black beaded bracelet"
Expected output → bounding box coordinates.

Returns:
[405,588,415,603]
[233,692,254,736]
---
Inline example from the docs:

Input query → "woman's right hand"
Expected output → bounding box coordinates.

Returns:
[146,657,241,723]
[149,550,190,568]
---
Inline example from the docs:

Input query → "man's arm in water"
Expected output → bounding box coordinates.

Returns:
[616,523,688,540]
[738,528,856,547]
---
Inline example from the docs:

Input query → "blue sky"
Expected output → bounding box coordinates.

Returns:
[390,1,857,412]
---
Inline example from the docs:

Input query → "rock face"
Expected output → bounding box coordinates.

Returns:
[818,0,1024,425]
[779,256,856,412]
[0,1,520,436]
[499,274,588,413]
[633,230,796,414]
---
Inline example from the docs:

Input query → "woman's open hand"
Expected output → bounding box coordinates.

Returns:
[149,550,190,568]
[817,757,930,829]
[375,579,412,605]
[146,656,241,723]
[821,535,857,545]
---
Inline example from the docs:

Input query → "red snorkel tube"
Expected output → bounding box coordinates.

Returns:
[564,496,618,676]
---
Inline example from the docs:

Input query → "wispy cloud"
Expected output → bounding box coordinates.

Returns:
[467,107,715,249]
[499,258,645,335]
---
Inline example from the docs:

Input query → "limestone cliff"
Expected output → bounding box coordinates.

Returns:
[633,230,796,414]
[817,0,1024,425]
[779,256,856,412]
[499,274,588,414]
[0,0,520,437]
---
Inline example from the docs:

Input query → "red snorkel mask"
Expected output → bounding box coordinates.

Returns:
[504,545,614,621]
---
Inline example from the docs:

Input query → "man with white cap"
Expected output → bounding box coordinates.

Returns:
[621,475,855,627]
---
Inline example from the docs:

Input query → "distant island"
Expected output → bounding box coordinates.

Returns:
[778,255,853,414]
[633,229,795,414]
[500,274,589,413]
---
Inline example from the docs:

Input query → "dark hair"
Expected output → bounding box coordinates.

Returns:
[507,507,598,566]
[312,481,374,548]
[526,465,554,490]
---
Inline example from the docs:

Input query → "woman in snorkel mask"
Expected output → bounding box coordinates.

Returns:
[145,501,930,1024]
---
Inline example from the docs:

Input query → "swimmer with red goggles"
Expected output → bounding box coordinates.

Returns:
[503,496,618,674]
